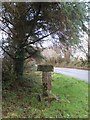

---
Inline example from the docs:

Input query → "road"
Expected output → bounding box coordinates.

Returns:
[54,67,89,83]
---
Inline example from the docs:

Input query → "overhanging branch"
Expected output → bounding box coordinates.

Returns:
[24,54,32,60]
[0,46,15,59]
[2,16,14,27]
[0,27,13,39]
[5,22,16,36]
[25,29,60,46]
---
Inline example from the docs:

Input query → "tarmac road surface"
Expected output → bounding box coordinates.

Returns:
[54,67,89,83]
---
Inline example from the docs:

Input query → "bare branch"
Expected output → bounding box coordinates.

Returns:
[0,27,13,39]
[2,16,14,27]
[5,22,16,36]
[24,46,38,60]
[0,46,15,59]
[25,29,60,46]
[2,43,17,50]
[24,54,32,60]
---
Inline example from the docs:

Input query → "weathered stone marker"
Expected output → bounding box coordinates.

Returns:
[37,65,53,97]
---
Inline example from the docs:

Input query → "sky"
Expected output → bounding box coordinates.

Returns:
[41,32,88,59]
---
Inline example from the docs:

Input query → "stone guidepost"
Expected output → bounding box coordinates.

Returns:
[42,72,52,96]
[37,65,53,97]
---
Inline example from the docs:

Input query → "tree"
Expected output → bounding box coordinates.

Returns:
[0,2,89,81]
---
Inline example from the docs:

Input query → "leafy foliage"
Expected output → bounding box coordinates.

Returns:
[0,2,89,80]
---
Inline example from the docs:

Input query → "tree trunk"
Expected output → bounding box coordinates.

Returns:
[14,47,25,81]
[14,59,24,80]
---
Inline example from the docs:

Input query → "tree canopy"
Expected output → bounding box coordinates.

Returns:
[0,2,89,80]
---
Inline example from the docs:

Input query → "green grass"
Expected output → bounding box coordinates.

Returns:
[2,72,89,118]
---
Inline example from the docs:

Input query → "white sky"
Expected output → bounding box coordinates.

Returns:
[42,32,88,59]
[0,30,88,59]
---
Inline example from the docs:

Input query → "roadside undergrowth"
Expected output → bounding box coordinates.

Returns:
[2,72,88,118]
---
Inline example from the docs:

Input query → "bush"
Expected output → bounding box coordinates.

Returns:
[2,55,15,81]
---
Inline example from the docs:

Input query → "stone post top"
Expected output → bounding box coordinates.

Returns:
[37,64,53,72]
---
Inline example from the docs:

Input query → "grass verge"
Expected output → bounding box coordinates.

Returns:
[2,72,88,118]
